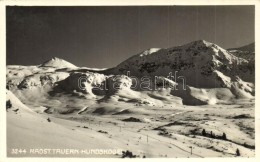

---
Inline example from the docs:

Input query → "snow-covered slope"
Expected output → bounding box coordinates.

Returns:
[6,89,32,112]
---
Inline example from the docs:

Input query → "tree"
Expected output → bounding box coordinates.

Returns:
[122,150,136,158]
[210,131,215,138]
[243,142,248,147]
[236,148,240,156]
[202,129,206,136]
[222,133,227,140]
[6,100,12,110]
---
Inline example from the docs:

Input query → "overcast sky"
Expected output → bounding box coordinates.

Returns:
[6,6,254,68]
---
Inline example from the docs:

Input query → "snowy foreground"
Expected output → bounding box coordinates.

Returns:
[6,40,255,157]
[6,90,255,157]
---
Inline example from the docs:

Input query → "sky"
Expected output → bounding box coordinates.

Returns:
[6,6,254,68]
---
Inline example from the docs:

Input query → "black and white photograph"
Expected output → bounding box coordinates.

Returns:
[1,0,259,160]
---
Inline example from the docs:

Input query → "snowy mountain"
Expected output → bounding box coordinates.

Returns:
[109,40,254,89]
[40,57,77,68]
[6,40,255,106]
[228,42,255,53]
[228,43,255,61]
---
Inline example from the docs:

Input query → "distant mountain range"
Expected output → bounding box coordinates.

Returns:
[228,42,255,62]
[6,40,255,105]
[228,42,255,53]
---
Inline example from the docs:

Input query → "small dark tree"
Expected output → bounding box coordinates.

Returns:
[222,133,227,140]
[6,100,12,110]
[47,118,51,122]
[210,131,213,138]
[236,148,240,156]
[122,150,136,158]
[202,129,206,136]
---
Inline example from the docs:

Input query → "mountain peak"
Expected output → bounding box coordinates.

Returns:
[186,39,213,47]
[140,48,161,57]
[195,39,208,43]
[40,57,77,68]
[51,57,61,60]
